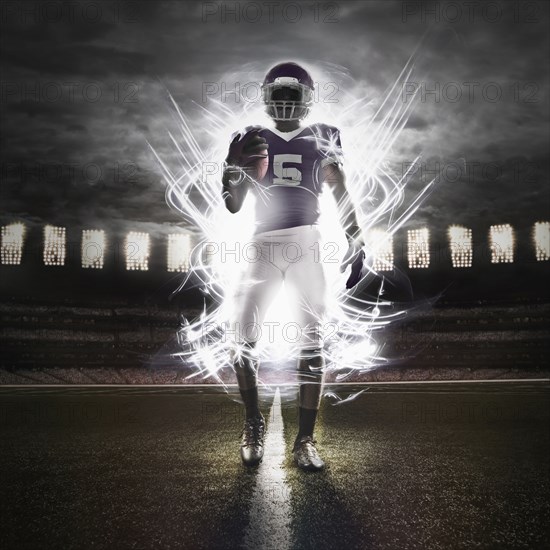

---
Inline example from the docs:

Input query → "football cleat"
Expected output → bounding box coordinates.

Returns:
[240,414,266,467]
[293,435,325,471]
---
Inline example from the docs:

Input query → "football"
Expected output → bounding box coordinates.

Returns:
[250,153,269,181]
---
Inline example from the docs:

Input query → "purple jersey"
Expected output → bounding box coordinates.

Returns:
[233,123,343,234]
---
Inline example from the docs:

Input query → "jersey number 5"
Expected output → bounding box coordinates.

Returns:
[273,154,302,186]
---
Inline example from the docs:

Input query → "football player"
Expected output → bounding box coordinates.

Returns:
[222,62,365,471]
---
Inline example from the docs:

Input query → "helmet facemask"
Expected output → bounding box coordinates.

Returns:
[262,78,314,122]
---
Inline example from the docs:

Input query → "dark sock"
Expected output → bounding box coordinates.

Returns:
[296,407,318,443]
[240,386,260,419]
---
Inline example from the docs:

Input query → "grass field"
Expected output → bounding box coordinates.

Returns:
[1,382,549,549]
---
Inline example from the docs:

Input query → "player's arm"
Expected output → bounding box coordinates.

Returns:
[222,131,268,214]
[323,162,363,245]
[324,162,366,289]
[222,165,250,214]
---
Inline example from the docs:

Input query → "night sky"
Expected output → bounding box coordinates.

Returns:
[0,0,549,300]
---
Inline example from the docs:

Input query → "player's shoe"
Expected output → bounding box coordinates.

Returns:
[293,435,325,471]
[240,414,265,467]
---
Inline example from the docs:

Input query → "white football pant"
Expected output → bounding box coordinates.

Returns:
[231,225,327,350]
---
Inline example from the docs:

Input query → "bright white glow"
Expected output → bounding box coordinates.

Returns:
[448,225,472,268]
[1,223,25,265]
[43,225,66,266]
[125,231,150,271]
[150,55,436,384]
[490,224,514,263]
[81,230,105,269]
[533,221,550,261]
[366,228,394,271]
[407,228,430,269]
[167,233,192,272]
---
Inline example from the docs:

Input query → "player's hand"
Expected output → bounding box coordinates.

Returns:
[226,130,268,168]
[340,241,365,289]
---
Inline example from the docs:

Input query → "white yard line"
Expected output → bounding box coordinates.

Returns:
[243,388,292,550]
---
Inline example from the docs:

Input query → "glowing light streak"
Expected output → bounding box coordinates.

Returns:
[149,52,437,385]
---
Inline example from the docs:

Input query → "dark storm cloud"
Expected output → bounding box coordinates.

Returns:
[0,0,548,247]
[4,44,151,77]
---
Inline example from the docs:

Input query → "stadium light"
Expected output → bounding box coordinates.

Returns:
[533,221,549,261]
[44,225,66,266]
[489,224,514,263]
[1,223,26,265]
[125,231,150,271]
[448,225,473,268]
[407,228,430,269]
[367,229,393,271]
[168,233,192,272]
[81,230,106,269]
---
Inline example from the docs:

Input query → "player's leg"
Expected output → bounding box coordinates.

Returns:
[233,340,261,419]
[234,340,265,467]
[232,254,282,417]
[232,245,283,465]
[296,348,325,441]
[293,347,326,470]
[284,226,327,470]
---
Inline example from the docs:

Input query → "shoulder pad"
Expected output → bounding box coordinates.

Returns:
[310,123,340,136]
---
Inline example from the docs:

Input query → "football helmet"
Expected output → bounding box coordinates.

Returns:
[262,62,314,121]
